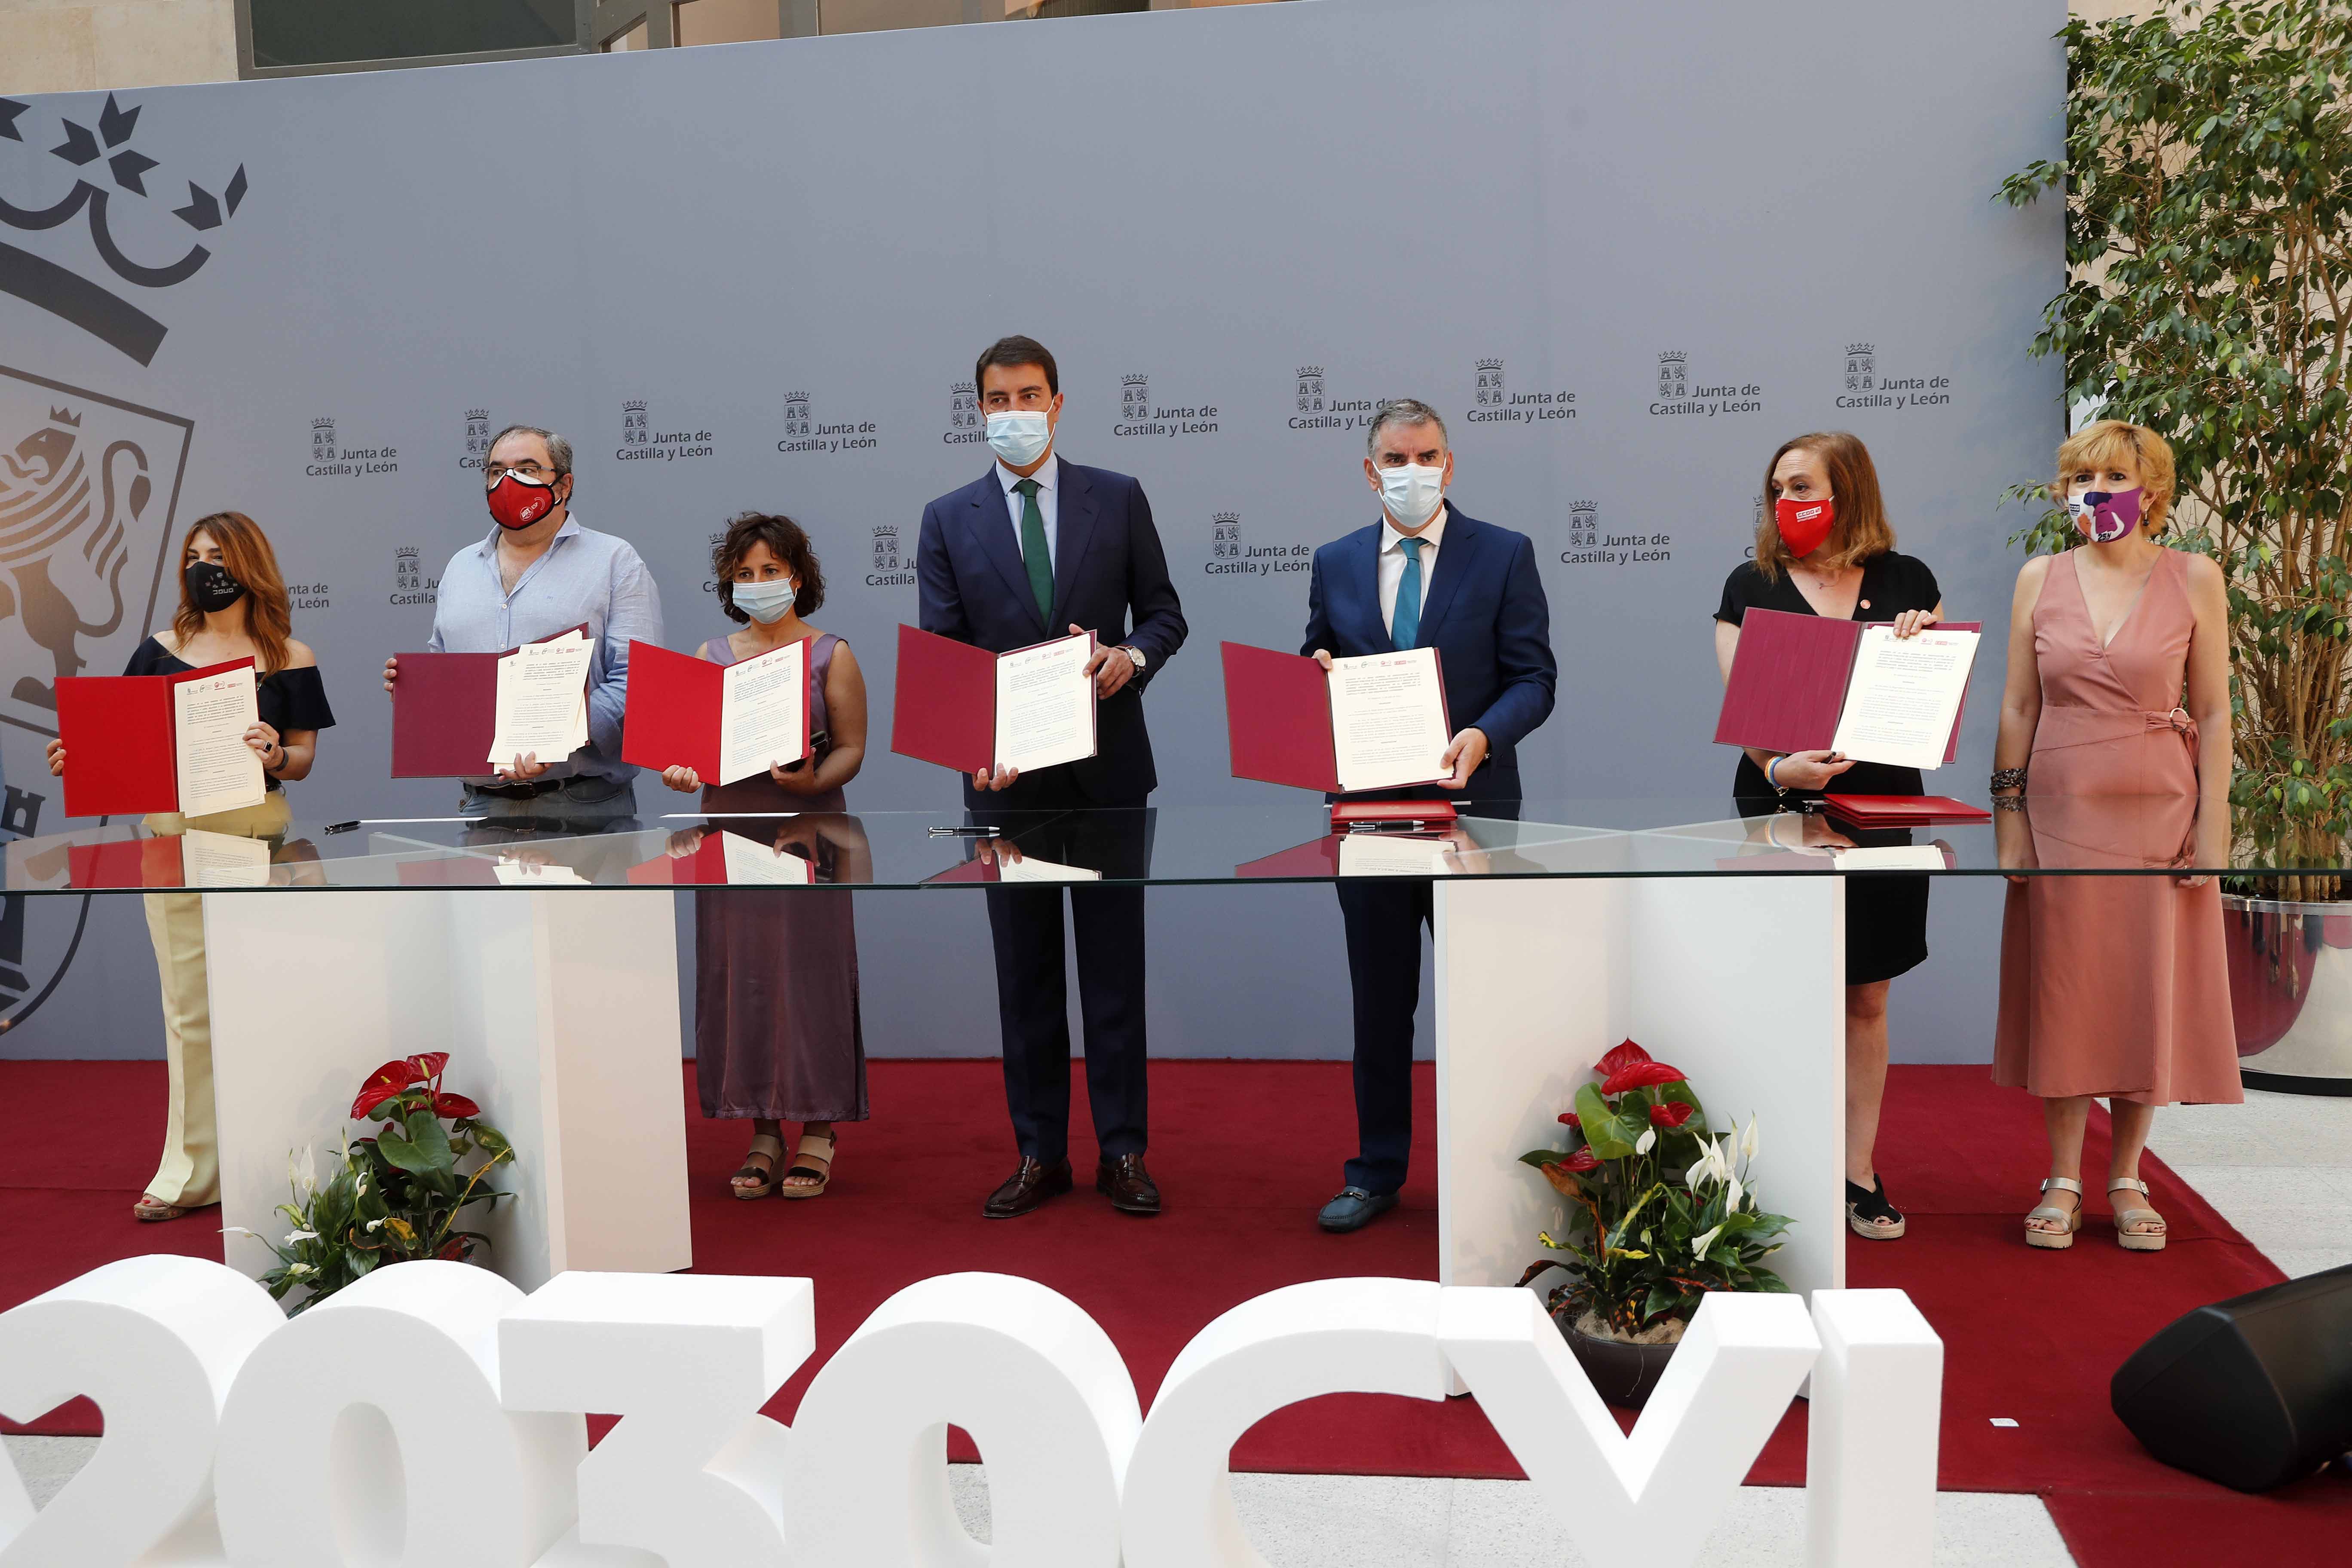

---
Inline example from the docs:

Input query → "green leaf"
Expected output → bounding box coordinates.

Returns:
[402,1109,455,1173]
[1574,1082,1638,1160]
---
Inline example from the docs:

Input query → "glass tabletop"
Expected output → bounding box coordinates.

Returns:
[3,796,2346,894]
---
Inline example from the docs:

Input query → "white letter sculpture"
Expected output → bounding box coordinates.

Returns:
[501,1271,812,1568]
[1805,1288,1942,1567]
[1438,1286,1820,1568]
[213,1260,582,1568]
[1120,1277,1452,1568]
[779,1271,1138,1567]
[0,1256,282,1568]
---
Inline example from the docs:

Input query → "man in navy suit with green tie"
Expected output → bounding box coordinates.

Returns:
[1300,398,1557,1232]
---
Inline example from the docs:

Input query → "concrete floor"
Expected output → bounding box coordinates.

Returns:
[9,1089,2345,1565]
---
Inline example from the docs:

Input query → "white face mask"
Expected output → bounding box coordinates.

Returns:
[1378,462,1446,531]
[985,410,1053,468]
[732,577,797,624]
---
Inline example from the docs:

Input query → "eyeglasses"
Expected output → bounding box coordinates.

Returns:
[484,461,557,483]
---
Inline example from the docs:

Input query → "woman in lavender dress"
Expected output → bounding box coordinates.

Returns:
[659,512,870,1198]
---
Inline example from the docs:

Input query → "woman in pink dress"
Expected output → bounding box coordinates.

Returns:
[1991,421,2239,1252]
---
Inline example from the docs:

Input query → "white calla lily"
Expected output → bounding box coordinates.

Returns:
[1693,1223,1724,1262]
[285,1229,318,1246]
[1635,1126,1657,1156]
[1742,1116,1759,1165]
[1726,1175,1744,1213]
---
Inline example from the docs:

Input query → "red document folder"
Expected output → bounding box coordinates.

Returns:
[54,657,256,818]
[66,836,184,888]
[887,625,1008,775]
[628,835,726,885]
[1223,642,1341,793]
[1714,610,1978,765]
[391,625,589,778]
[622,641,810,782]
[1822,794,1991,826]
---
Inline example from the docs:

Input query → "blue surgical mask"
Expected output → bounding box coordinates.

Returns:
[731,578,797,624]
[1379,463,1446,531]
[986,410,1052,468]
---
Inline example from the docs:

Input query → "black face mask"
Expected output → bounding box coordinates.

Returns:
[185,560,247,614]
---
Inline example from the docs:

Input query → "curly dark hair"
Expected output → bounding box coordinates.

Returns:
[711,511,825,622]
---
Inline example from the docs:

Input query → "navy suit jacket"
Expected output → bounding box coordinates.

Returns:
[918,459,1187,806]
[1301,505,1556,801]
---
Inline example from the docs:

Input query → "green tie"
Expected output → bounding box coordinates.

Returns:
[1014,478,1054,622]
[1393,536,1424,649]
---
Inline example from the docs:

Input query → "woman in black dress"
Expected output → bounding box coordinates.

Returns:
[1712,432,1940,1244]
[46,511,334,1222]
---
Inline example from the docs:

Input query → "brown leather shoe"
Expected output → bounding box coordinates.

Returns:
[983,1157,1072,1219]
[1096,1153,1161,1216]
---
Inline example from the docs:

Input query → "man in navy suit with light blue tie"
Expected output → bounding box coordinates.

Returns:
[917,336,1187,1220]
[1301,398,1557,1232]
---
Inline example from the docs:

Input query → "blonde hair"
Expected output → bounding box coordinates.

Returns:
[1752,432,1896,581]
[2053,420,2175,536]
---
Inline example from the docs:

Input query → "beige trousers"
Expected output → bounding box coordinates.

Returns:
[139,793,291,1207]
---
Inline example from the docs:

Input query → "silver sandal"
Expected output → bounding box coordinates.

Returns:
[2025,1176,2083,1250]
[2108,1176,2168,1253]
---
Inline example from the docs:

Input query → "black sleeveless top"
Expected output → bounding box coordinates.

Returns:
[124,636,336,793]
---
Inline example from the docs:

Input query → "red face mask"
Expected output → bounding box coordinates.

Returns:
[1774,494,1835,558]
[486,472,558,531]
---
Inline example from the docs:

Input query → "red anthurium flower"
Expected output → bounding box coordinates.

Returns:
[432,1092,480,1119]
[350,1060,422,1120]
[1592,1040,1652,1079]
[1602,1060,1689,1096]
[1556,1147,1602,1173]
[1556,1112,1580,1129]
[406,1052,451,1086]
[1648,1100,1695,1129]
[436,1239,468,1261]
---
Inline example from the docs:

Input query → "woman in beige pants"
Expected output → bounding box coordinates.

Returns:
[49,511,334,1221]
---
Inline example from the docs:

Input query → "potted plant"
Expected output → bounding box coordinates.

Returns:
[230,1052,516,1312]
[1996,0,2352,1088]
[1517,1041,1792,1408]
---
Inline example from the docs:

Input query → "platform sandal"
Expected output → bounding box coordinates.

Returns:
[779,1129,836,1200]
[132,1194,195,1222]
[731,1133,785,1200]
[2024,1176,2083,1250]
[1844,1175,1906,1240]
[2108,1177,2168,1253]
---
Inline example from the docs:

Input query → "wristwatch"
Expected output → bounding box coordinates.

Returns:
[1120,646,1147,671]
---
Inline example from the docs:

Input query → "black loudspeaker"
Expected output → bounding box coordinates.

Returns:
[2111,1262,2352,1492]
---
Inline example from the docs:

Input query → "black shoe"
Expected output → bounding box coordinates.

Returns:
[1844,1175,1906,1240]
[1095,1153,1162,1216]
[1317,1187,1398,1233]
[983,1157,1073,1219]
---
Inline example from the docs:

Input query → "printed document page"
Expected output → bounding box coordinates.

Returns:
[1328,648,1452,793]
[1831,844,1949,871]
[172,665,266,818]
[181,827,272,887]
[717,639,808,786]
[993,631,1097,774]
[1337,832,1452,878]
[1829,627,1979,770]
[487,632,593,768]
[998,853,1102,883]
[720,830,814,885]
[492,859,587,885]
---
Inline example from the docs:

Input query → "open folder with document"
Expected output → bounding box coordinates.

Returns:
[888,624,1099,776]
[55,658,266,818]
[622,639,810,785]
[1714,609,1980,771]
[1222,640,1454,794]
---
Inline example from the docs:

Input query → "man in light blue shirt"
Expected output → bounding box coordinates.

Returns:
[381,423,662,827]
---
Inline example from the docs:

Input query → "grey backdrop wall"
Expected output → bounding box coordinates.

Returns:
[0,0,2064,1065]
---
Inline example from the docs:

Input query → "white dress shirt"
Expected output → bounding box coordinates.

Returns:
[997,452,1061,573]
[1378,504,1448,636]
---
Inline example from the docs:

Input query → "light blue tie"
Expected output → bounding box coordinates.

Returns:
[1392,536,1424,649]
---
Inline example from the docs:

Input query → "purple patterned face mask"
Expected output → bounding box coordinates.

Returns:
[2066,487,2144,542]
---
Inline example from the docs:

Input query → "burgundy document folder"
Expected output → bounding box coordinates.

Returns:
[66,836,184,887]
[887,624,1007,776]
[391,625,588,778]
[1222,642,1341,793]
[1714,610,1977,764]
[620,641,809,781]
[1234,835,1344,879]
[1822,794,1991,826]
[55,657,256,818]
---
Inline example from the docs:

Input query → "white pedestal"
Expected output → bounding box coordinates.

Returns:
[205,888,690,1292]
[1434,874,1846,1299]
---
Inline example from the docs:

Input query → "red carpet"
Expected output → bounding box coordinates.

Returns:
[4,1058,2350,1566]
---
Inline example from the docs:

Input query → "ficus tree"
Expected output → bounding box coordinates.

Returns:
[1998,0,2352,876]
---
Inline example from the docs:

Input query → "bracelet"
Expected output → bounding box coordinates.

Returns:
[1765,755,1784,790]
[1990,766,2027,793]
[1993,795,2027,812]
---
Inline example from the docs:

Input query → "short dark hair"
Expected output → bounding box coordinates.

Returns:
[974,335,1058,397]
[711,512,826,622]
[487,424,573,476]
